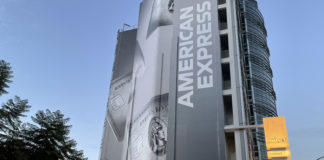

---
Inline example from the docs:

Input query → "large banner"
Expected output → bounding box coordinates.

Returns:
[126,0,174,159]
[101,0,225,160]
[100,29,137,160]
[167,0,226,159]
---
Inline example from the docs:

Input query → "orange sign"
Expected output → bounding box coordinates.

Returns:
[267,150,291,159]
[263,117,290,150]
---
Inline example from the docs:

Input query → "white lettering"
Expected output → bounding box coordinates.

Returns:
[197,60,213,76]
[198,75,213,89]
[178,91,194,108]
[179,59,194,72]
[196,1,214,89]
[178,6,195,108]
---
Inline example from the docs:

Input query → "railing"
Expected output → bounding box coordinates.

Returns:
[251,64,273,84]
[249,45,270,60]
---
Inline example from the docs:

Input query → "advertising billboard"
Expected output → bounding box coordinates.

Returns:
[126,0,174,159]
[100,29,137,160]
[101,0,225,159]
[167,0,225,159]
[101,0,174,160]
[263,117,290,150]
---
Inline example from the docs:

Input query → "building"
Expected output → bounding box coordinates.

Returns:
[100,0,277,160]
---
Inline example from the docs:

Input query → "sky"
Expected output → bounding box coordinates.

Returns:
[0,0,324,160]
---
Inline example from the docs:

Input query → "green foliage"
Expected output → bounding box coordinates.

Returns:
[0,96,32,160]
[0,60,13,96]
[0,98,87,160]
[25,110,87,160]
[0,96,31,131]
[0,60,87,160]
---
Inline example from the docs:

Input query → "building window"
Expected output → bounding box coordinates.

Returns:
[222,63,231,90]
[225,132,236,160]
[218,0,226,5]
[220,34,229,58]
[223,95,234,125]
[218,9,228,30]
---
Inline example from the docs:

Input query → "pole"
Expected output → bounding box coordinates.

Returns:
[122,23,131,31]
[224,125,263,132]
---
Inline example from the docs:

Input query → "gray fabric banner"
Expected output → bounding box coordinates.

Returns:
[167,0,226,159]
[100,29,137,160]
[101,1,226,160]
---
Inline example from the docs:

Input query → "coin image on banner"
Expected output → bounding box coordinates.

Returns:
[128,94,168,160]
[148,117,167,156]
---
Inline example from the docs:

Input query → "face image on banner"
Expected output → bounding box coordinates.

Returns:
[126,0,174,159]
[101,0,175,159]
[127,94,168,160]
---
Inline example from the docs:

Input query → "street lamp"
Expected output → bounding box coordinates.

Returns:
[317,156,324,160]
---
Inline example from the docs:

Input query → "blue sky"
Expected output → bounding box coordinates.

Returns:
[0,0,324,159]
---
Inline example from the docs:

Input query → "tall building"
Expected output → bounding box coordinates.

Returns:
[235,0,278,159]
[100,0,277,160]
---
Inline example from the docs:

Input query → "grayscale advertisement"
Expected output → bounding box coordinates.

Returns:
[126,0,173,159]
[101,0,225,160]
[100,0,174,160]
[100,29,137,160]
[167,0,226,159]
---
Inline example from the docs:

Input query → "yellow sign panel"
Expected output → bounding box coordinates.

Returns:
[263,116,290,150]
[267,150,291,159]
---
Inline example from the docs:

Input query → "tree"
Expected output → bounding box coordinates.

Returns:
[25,110,86,160]
[0,98,87,160]
[0,60,13,96]
[0,97,86,160]
[0,96,31,160]
[0,59,87,160]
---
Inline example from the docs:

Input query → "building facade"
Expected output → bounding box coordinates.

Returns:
[100,0,277,160]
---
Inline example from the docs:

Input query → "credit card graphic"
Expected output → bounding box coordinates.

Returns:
[128,94,168,160]
[107,74,133,141]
